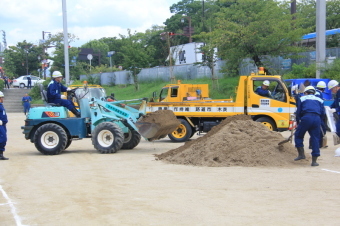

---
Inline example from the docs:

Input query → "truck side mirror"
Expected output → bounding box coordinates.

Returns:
[152,91,157,98]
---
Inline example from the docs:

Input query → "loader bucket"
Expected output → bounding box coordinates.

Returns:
[136,110,181,141]
[135,122,161,139]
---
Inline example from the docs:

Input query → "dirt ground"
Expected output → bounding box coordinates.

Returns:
[1,113,340,226]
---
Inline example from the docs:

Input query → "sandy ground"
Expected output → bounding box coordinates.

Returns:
[1,113,340,226]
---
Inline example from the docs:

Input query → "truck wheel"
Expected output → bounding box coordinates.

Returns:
[33,123,67,155]
[190,128,197,138]
[121,130,141,149]
[255,117,277,131]
[168,119,192,142]
[92,122,124,153]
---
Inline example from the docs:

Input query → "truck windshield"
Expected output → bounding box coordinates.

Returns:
[160,87,169,101]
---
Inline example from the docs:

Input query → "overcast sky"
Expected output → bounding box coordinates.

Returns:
[0,0,179,48]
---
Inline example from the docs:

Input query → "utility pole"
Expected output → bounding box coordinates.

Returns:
[62,0,70,84]
[42,31,50,80]
[316,0,326,79]
[0,30,6,49]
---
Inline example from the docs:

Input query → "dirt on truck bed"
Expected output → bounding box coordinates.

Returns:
[136,110,181,141]
[155,115,298,167]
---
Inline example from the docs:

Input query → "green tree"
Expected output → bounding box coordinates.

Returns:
[120,30,155,91]
[211,0,310,76]
[3,41,44,77]
[51,45,81,80]
[80,40,110,67]
[297,0,340,31]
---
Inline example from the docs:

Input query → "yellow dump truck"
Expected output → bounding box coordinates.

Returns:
[147,71,296,142]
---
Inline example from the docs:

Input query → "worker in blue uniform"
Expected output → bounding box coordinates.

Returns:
[0,91,9,160]
[313,81,327,148]
[22,93,32,115]
[255,80,272,98]
[315,81,326,99]
[328,80,340,145]
[294,86,325,166]
[47,71,80,117]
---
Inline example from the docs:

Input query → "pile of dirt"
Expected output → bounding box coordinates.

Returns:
[137,110,180,141]
[155,115,298,167]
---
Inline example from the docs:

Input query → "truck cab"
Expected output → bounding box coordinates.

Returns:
[242,73,296,131]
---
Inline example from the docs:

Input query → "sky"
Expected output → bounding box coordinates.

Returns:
[0,0,179,48]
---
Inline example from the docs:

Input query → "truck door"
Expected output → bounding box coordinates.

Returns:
[247,77,296,131]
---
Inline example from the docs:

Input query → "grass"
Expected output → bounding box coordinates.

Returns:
[31,77,241,104]
[104,77,240,101]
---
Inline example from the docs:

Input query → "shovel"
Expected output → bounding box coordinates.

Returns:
[278,128,295,145]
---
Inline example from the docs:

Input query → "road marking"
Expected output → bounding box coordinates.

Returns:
[0,185,25,226]
[322,169,340,174]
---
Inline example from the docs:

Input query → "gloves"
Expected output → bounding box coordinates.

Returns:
[0,120,2,125]
[61,95,66,99]
[67,87,71,91]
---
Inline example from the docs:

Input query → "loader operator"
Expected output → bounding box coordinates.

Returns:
[294,86,324,166]
[255,80,272,98]
[47,71,81,117]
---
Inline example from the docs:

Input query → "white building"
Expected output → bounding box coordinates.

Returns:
[168,42,218,65]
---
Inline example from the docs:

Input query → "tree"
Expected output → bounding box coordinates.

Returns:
[297,0,340,31]
[120,30,154,91]
[210,0,311,76]
[3,41,44,78]
[80,40,110,67]
[51,45,81,80]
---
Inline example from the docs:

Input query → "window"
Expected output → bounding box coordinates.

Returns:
[253,79,287,102]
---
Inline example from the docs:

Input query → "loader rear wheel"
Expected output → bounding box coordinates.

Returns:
[33,123,67,155]
[168,119,192,142]
[121,129,141,150]
[92,122,124,154]
[255,117,277,131]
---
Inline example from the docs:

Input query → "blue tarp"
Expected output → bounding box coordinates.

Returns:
[302,28,340,40]
[285,78,333,101]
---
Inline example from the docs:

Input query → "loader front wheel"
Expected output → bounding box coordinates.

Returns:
[168,119,192,142]
[255,117,277,131]
[121,129,141,150]
[33,123,67,155]
[92,122,124,153]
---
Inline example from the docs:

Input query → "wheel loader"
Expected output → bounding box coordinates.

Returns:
[21,87,180,155]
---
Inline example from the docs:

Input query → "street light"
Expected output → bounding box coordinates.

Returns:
[41,31,51,79]
[181,16,193,43]
[42,31,51,40]
[107,51,115,71]
[38,55,41,78]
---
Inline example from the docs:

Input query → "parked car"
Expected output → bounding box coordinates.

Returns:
[12,75,45,88]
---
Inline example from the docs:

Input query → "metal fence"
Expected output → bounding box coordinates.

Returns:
[80,47,340,85]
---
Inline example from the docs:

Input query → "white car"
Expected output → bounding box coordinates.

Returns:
[12,75,45,88]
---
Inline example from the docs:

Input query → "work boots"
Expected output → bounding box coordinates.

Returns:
[70,108,81,118]
[294,147,306,161]
[311,156,319,166]
[0,151,9,160]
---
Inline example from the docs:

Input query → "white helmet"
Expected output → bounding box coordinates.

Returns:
[263,80,270,86]
[52,71,63,78]
[316,81,326,89]
[328,80,339,89]
[335,147,340,157]
[0,91,4,97]
[304,85,316,93]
